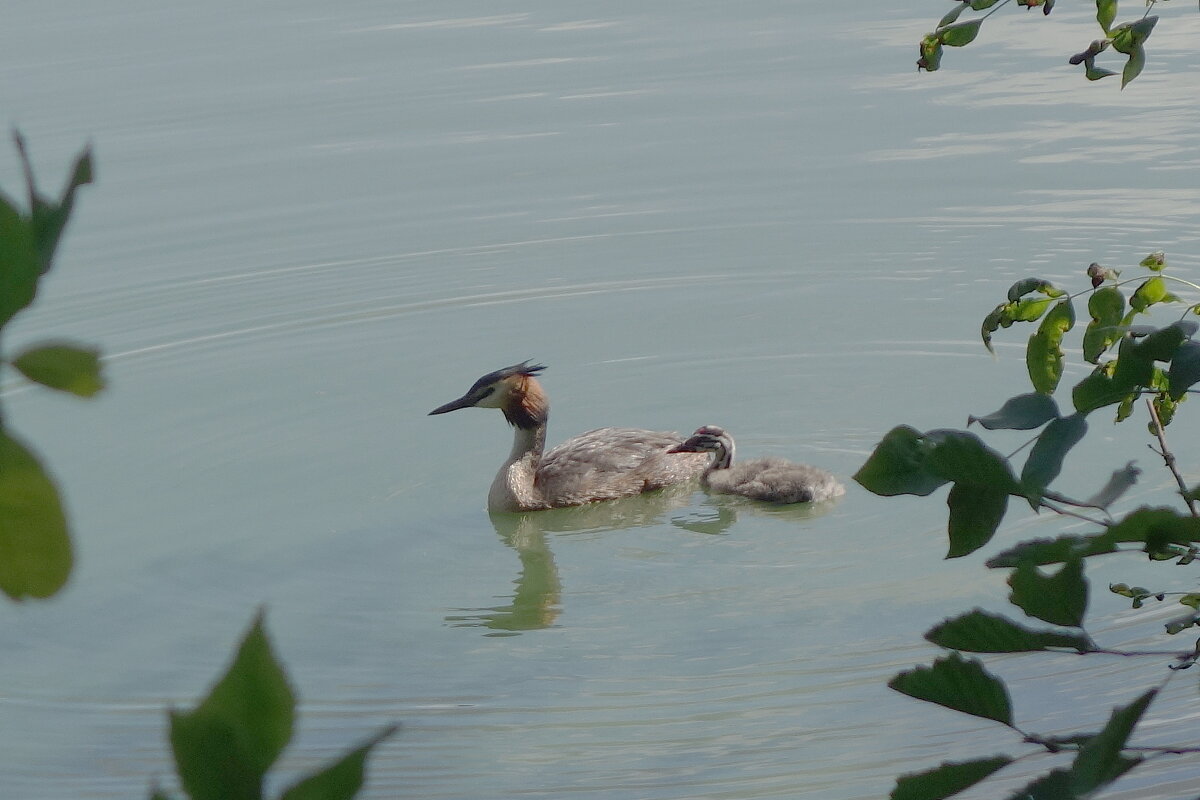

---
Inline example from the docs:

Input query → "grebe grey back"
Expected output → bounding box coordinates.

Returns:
[668,425,844,504]
[429,362,708,512]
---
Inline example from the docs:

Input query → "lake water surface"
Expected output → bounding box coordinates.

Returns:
[5,2,1200,798]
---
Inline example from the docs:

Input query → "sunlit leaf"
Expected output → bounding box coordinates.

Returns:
[926,609,1092,652]
[1129,276,1171,312]
[1083,286,1125,363]
[11,341,104,398]
[939,19,982,46]
[853,426,947,497]
[891,756,1012,800]
[0,429,72,600]
[1021,413,1087,496]
[1167,340,1200,399]
[1139,251,1166,271]
[889,653,1013,726]
[1095,0,1117,32]
[947,483,1009,558]
[1008,558,1087,627]
[279,724,398,800]
[968,392,1059,430]
[1008,297,1053,322]
[919,34,944,71]
[1027,300,1074,394]
[170,611,296,800]
[1070,690,1154,794]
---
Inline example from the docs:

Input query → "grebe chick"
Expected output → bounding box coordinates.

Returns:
[429,362,708,512]
[668,425,844,504]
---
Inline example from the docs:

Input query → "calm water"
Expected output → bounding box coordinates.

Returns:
[4,3,1200,798]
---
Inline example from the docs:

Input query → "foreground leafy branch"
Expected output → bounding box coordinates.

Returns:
[919,0,1186,88]
[856,254,1200,798]
[153,612,395,800]
[0,133,103,600]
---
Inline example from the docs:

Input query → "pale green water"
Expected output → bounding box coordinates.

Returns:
[4,3,1200,798]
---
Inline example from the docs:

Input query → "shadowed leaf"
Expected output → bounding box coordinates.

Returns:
[1072,366,1129,414]
[938,3,969,28]
[1008,558,1088,627]
[0,429,72,600]
[969,393,1059,430]
[0,195,42,329]
[939,19,982,46]
[12,342,105,398]
[987,534,1118,567]
[1021,413,1087,496]
[927,609,1091,652]
[889,653,1013,725]
[1009,770,1075,800]
[280,725,398,800]
[947,483,1009,558]
[1167,340,1200,400]
[1084,461,1140,508]
[891,756,1012,800]
[1070,690,1154,794]
[854,426,947,497]
[925,430,1020,493]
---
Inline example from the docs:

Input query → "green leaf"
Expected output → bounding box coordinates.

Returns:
[1026,300,1074,394]
[1105,506,1200,553]
[981,304,1006,353]
[1008,558,1087,627]
[939,19,982,46]
[11,342,105,398]
[1006,278,1064,302]
[0,195,43,329]
[1095,0,1117,33]
[1139,251,1166,271]
[1071,366,1128,414]
[968,0,1001,8]
[987,534,1119,567]
[1111,336,1153,391]
[919,34,944,71]
[924,430,1020,493]
[968,392,1059,430]
[1121,44,1145,88]
[1008,296,1053,322]
[1021,413,1087,496]
[148,785,176,800]
[888,653,1013,726]
[1167,340,1200,399]
[891,756,1012,800]
[1010,770,1076,800]
[947,483,1009,558]
[1129,276,1171,313]
[26,145,94,272]
[170,611,296,800]
[1070,689,1154,794]
[1083,286,1125,363]
[279,725,397,800]
[926,609,1091,652]
[1084,63,1118,80]
[0,429,72,600]
[1134,320,1195,362]
[938,3,969,28]
[853,426,948,497]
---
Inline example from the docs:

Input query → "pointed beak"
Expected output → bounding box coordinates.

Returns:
[429,394,475,415]
[667,442,700,454]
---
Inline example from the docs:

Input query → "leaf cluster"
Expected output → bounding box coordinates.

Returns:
[856,256,1200,798]
[920,0,1178,88]
[0,133,104,600]
[155,613,395,800]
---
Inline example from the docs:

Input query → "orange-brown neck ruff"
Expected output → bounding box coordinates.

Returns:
[502,376,550,429]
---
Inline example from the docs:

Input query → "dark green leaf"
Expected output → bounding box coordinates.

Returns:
[1021,413,1087,496]
[1134,320,1195,362]
[968,392,1059,430]
[853,426,948,497]
[947,483,1009,558]
[1168,340,1200,400]
[148,786,175,800]
[981,304,1006,353]
[1083,286,1125,363]
[0,195,43,329]
[926,609,1092,652]
[1096,0,1117,32]
[279,724,397,800]
[27,145,94,272]
[987,534,1118,567]
[11,341,104,398]
[939,19,982,46]
[888,653,1013,726]
[891,756,1012,800]
[1111,336,1154,391]
[0,429,72,600]
[1072,367,1129,414]
[1008,770,1076,800]
[170,611,296,800]
[1106,506,1200,552]
[1070,689,1154,794]
[925,430,1020,493]
[1006,278,1064,302]
[1008,558,1087,627]
[1027,300,1074,394]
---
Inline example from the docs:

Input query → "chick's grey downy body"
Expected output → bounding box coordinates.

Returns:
[429,363,707,512]
[669,425,844,504]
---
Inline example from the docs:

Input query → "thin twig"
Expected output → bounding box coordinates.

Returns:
[1146,399,1198,517]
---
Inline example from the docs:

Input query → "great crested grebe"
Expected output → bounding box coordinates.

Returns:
[429,362,708,512]
[668,425,844,504]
